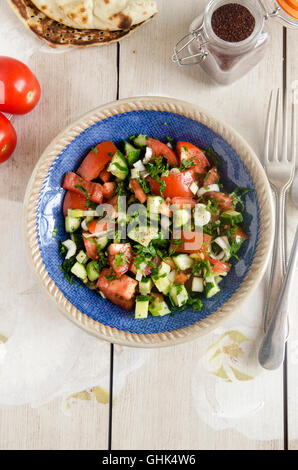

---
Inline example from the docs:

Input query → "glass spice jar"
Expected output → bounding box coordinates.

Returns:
[173,0,298,86]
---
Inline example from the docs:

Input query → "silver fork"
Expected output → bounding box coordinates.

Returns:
[259,89,296,369]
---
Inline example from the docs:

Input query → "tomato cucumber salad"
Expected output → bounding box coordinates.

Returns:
[59,135,249,319]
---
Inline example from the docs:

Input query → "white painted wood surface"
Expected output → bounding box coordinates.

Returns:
[0,0,297,450]
[286,27,298,451]
[0,45,117,450]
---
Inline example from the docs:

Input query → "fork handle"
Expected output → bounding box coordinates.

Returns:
[263,188,287,331]
[259,224,298,369]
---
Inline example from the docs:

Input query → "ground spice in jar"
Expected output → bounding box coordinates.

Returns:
[211,3,256,42]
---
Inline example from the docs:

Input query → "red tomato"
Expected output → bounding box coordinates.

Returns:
[88,219,109,234]
[176,142,210,174]
[174,272,190,283]
[130,255,161,276]
[207,257,231,274]
[170,231,211,254]
[147,138,179,166]
[102,182,116,199]
[97,268,138,311]
[0,113,17,163]
[62,172,103,204]
[77,141,117,181]
[108,243,133,277]
[62,190,87,217]
[147,168,196,198]
[99,168,111,183]
[233,226,248,241]
[83,233,99,260]
[204,191,234,211]
[203,167,219,186]
[129,179,148,204]
[171,197,197,208]
[0,57,40,115]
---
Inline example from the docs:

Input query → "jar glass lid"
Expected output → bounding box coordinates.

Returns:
[276,0,298,19]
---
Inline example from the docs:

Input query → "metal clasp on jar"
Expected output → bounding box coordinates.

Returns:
[172,26,209,66]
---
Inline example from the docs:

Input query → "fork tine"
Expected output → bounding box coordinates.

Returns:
[291,90,297,165]
[273,89,280,162]
[282,89,288,162]
[264,90,273,163]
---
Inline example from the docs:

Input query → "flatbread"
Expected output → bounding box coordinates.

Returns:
[8,0,157,48]
[29,0,157,30]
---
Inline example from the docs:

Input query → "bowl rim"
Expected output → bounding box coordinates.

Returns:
[23,96,274,348]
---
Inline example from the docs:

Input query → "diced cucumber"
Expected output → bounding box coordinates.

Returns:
[96,235,109,251]
[173,208,191,228]
[139,278,152,295]
[128,226,158,247]
[68,209,84,218]
[62,239,77,259]
[158,261,172,276]
[108,150,128,180]
[70,262,87,281]
[76,250,89,264]
[70,233,84,251]
[169,284,189,307]
[65,216,81,233]
[152,261,172,294]
[149,299,171,317]
[220,210,243,225]
[153,276,171,295]
[147,195,163,214]
[133,134,149,148]
[68,209,97,218]
[192,277,204,292]
[135,296,149,319]
[173,254,194,271]
[123,140,141,167]
[205,282,220,298]
[131,168,140,179]
[86,260,100,282]
[193,203,211,227]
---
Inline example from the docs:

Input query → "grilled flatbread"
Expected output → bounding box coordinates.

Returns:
[29,0,157,30]
[8,0,157,48]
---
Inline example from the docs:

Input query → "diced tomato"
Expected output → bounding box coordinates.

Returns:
[83,233,98,260]
[97,268,138,311]
[107,243,133,277]
[62,172,103,205]
[203,167,219,186]
[160,200,172,217]
[129,179,148,204]
[63,190,87,218]
[171,197,197,208]
[204,191,234,211]
[233,226,248,241]
[147,168,196,198]
[176,142,210,174]
[99,168,111,183]
[130,255,161,276]
[102,182,116,199]
[174,272,190,284]
[170,230,203,254]
[170,231,211,254]
[207,257,231,275]
[88,219,109,234]
[147,138,179,166]
[77,141,117,181]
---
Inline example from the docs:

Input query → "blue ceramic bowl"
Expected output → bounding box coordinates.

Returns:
[24,98,274,347]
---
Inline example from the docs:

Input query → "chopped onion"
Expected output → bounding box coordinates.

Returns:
[190,182,199,195]
[62,239,76,259]
[143,146,153,164]
[133,160,146,172]
[197,184,220,196]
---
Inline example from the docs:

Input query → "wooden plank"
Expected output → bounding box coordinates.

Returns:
[286,27,298,451]
[0,44,118,449]
[112,0,285,449]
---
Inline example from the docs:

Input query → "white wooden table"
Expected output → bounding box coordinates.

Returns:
[0,0,297,450]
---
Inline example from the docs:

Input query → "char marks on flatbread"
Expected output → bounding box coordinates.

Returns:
[29,0,157,30]
[8,0,157,48]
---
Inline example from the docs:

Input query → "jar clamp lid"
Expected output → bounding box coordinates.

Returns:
[172,0,297,67]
